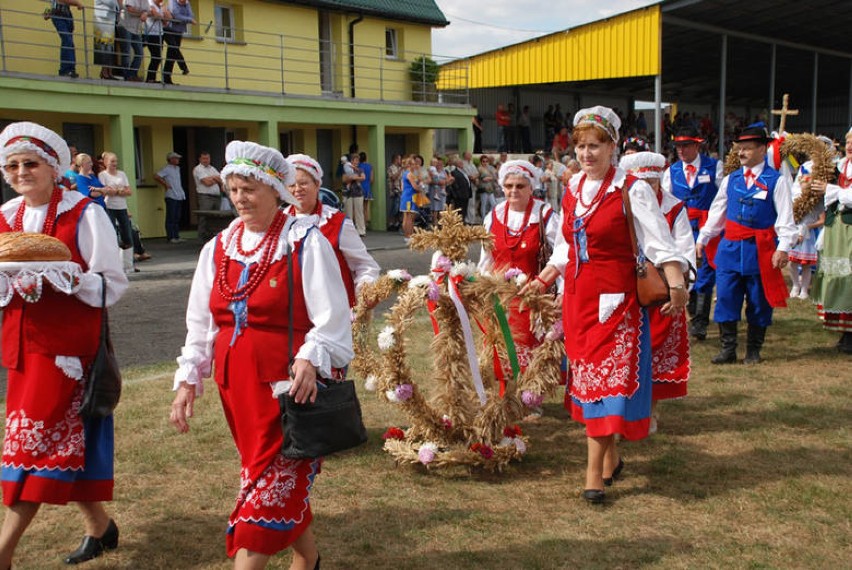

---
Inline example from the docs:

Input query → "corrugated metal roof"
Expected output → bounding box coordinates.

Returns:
[439,7,661,90]
[281,0,449,27]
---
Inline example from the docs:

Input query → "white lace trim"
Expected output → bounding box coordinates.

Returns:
[56,356,84,380]
[599,293,625,323]
[821,256,851,276]
[220,215,314,265]
[0,261,83,307]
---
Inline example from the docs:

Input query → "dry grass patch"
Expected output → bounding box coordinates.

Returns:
[3,301,851,568]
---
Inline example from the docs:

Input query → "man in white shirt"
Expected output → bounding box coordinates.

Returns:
[192,151,224,239]
[695,123,797,365]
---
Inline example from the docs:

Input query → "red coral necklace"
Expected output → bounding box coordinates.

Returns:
[13,185,62,235]
[216,210,288,302]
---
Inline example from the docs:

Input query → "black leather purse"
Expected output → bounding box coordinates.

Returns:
[79,274,122,420]
[279,238,367,459]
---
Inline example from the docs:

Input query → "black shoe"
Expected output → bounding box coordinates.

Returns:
[60,71,79,78]
[582,489,606,504]
[314,554,321,570]
[711,322,738,364]
[603,458,624,487]
[181,67,190,75]
[64,519,118,565]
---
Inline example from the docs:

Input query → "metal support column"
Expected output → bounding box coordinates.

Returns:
[811,52,819,133]
[768,43,776,131]
[718,35,727,157]
[654,74,662,153]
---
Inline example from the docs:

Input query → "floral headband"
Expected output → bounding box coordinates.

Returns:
[576,113,617,141]
[227,157,289,184]
[4,135,60,162]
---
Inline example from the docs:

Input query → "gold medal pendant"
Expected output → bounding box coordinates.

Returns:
[269,278,277,288]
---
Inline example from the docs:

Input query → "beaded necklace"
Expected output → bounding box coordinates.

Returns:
[216,210,288,302]
[500,197,534,249]
[569,166,616,235]
[13,185,62,235]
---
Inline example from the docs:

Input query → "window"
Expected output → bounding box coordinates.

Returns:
[385,28,399,59]
[215,4,235,41]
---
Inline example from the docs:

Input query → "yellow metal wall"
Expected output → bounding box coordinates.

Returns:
[439,6,660,90]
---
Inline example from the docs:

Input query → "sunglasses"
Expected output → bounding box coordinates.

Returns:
[3,160,44,174]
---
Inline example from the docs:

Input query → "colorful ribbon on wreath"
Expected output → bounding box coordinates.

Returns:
[428,269,487,406]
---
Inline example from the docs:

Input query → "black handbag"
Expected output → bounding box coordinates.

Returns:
[79,274,122,420]
[279,239,367,459]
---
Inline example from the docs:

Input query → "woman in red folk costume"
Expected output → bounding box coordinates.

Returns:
[477,160,558,410]
[0,122,128,567]
[170,141,352,570]
[284,154,379,308]
[526,107,689,504]
[619,151,695,434]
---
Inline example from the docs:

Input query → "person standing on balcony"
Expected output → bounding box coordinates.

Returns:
[117,0,147,81]
[162,0,196,85]
[48,0,83,78]
[154,151,187,243]
[93,0,120,80]
[144,0,168,82]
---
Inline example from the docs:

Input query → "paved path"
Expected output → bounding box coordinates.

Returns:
[1,231,452,392]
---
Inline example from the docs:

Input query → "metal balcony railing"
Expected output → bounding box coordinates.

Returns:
[0,2,470,105]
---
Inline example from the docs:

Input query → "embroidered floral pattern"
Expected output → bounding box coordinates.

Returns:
[229,454,314,526]
[571,312,640,403]
[652,313,689,383]
[821,256,851,277]
[2,405,85,466]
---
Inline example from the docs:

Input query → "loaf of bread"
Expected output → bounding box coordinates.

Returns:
[0,232,72,262]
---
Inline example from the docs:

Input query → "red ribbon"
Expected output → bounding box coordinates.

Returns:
[688,208,719,269]
[724,220,788,308]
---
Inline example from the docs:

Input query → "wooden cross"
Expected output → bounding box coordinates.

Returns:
[408,208,492,262]
[771,94,799,134]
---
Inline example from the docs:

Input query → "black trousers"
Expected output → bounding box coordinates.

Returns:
[162,30,188,80]
[145,34,162,82]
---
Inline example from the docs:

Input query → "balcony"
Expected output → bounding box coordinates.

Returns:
[0,3,469,105]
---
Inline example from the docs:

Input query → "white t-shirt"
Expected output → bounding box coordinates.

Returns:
[99,170,130,210]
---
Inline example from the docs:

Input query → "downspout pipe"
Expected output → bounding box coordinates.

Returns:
[349,13,364,148]
[348,14,364,99]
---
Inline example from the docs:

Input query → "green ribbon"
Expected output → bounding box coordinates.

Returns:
[492,295,520,381]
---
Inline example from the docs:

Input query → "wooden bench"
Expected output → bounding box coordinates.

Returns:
[194,209,236,241]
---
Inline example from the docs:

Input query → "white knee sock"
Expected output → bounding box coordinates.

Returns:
[799,265,812,293]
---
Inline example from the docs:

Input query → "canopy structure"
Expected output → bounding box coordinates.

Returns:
[438,0,852,152]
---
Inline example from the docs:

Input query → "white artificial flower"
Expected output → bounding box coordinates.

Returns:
[364,375,378,392]
[408,275,432,289]
[385,389,399,403]
[387,269,412,282]
[498,437,513,448]
[377,326,396,351]
[419,441,438,452]
[514,438,527,454]
[450,261,476,278]
[514,273,528,287]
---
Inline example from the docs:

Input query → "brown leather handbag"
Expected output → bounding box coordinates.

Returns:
[621,186,670,307]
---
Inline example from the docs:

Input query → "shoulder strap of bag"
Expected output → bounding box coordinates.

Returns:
[282,215,296,368]
[99,273,108,337]
[620,178,641,262]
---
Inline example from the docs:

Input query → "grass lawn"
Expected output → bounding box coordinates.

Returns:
[4,299,851,569]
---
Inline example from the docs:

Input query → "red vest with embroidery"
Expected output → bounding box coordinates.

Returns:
[1,198,101,368]
[490,204,552,276]
[210,230,311,385]
[320,210,357,307]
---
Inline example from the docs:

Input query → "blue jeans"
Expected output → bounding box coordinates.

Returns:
[120,28,144,77]
[107,208,134,249]
[164,198,184,240]
[51,14,76,75]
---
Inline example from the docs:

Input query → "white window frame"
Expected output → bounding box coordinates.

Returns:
[385,28,399,59]
[214,4,235,41]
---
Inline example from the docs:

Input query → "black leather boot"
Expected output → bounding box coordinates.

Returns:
[743,324,766,364]
[689,292,712,341]
[838,332,852,355]
[687,290,698,318]
[64,519,118,565]
[711,322,738,364]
